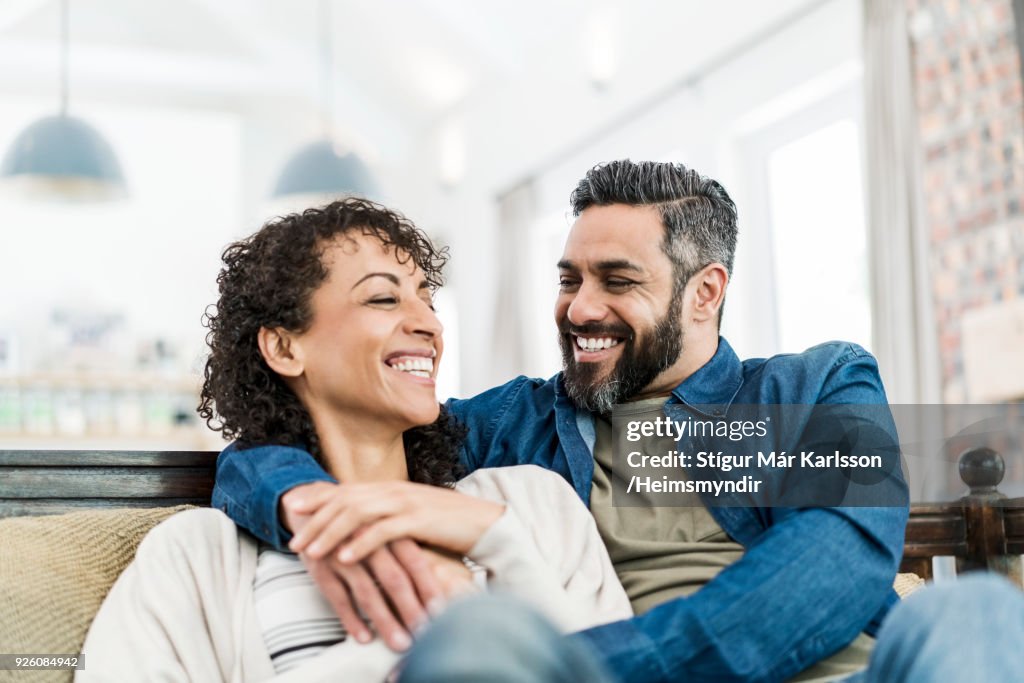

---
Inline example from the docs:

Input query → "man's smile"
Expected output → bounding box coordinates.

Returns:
[571,334,625,362]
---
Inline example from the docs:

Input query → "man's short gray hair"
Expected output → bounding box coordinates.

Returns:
[570,160,739,325]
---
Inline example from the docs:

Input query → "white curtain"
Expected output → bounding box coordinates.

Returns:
[1016,1,1024,86]
[863,0,941,404]
[489,181,536,385]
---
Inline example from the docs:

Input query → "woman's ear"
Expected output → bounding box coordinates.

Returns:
[258,326,304,377]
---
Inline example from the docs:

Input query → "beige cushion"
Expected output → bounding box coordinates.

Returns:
[0,507,191,683]
[894,571,925,598]
[0,504,927,683]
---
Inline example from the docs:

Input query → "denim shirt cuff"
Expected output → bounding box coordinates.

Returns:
[572,618,669,682]
[253,464,336,549]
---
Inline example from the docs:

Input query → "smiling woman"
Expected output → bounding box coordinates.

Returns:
[76,197,632,681]
[256,232,448,480]
[197,199,460,485]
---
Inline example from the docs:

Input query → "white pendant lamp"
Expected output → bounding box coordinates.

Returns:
[271,0,375,200]
[0,0,126,201]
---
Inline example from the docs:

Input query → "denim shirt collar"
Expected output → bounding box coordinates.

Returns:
[668,336,744,416]
[552,336,744,460]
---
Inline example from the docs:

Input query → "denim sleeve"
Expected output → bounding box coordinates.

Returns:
[211,442,335,549]
[574,508,904,682]
[446,376,531,472]
[573,349,909,682]
[209,386,523,550]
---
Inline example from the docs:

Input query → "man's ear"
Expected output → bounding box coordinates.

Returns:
[690,263,729,324]
[258,326,304,378]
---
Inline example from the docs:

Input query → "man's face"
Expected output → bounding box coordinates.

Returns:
[555,203,684,414]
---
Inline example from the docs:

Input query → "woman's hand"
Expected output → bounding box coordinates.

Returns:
[287,480,505,565]
[283,483,444,651]
[420,547,478,600]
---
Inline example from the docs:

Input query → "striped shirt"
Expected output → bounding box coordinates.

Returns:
[252,544,348,673]
[253,543,486,674]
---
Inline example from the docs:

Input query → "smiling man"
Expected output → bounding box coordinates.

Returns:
[556,200,724,415]
[211,160,910,682]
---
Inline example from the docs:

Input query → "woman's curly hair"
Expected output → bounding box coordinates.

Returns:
[199,198,465,487]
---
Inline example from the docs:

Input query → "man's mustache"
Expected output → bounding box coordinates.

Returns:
[557,320,634,340]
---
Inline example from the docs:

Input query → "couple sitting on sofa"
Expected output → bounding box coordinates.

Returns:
[81,160,1024,682]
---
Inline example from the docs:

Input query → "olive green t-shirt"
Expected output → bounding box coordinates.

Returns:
[589,397,744,616]
[589,397,872,681]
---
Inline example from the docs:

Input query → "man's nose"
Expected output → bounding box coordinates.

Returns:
[566,282,608,326]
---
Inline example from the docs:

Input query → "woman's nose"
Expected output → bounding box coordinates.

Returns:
[406,298,443,338]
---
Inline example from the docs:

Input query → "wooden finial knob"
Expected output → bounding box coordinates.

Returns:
[958,447,1004,493]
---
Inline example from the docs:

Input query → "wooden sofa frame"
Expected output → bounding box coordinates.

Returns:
[1,447,1022,585]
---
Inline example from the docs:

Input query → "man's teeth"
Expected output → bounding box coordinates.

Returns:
[390,358,433,377]
[575,336,621,351]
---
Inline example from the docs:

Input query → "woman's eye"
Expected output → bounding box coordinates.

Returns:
[369,297,398,305]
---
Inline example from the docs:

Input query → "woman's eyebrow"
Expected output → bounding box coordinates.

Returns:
[351,272,400,289]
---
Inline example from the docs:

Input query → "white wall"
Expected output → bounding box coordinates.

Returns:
[0,0,867,401]
[0,96,242,373]
[393,0,864,395]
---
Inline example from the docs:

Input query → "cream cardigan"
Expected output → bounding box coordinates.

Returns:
[77,465,632,682]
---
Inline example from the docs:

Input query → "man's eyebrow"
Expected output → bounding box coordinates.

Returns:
[352,272,400,289]
[594,259,643,273]
[557,259,643,273]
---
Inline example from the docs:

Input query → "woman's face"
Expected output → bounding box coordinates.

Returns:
[288,232,443,431]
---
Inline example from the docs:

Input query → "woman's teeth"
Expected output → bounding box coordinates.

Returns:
[390,357,433,377]
[575,336,621,351]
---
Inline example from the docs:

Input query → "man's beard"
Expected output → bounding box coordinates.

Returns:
[559,292,683,415]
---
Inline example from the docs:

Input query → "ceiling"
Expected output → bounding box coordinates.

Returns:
[0,0,584,125]
[0,0,830,166]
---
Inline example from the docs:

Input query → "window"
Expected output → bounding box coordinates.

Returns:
[767,118,871,353]
[0,99,242,447]
[735,82,872,358]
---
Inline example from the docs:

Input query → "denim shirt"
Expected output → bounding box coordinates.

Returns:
[213,338,909,683]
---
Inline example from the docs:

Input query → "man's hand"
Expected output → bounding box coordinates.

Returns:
[281,483,445,651]
[286,480,505,564]
[300,539,443,651]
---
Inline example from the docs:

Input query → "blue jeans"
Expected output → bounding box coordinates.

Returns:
[400,575,1024,683]
[398,593,616,683]
[843,573,1024,683]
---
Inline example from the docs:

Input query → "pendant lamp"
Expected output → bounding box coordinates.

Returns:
[271,0,375,200]
[0,0,126,201]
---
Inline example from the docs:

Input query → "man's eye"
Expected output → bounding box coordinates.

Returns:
[559,278,579,289]
[607,279,634,289]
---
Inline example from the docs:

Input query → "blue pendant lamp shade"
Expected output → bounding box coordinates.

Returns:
[271,140,376,199]
[272,2,377,201]
[0,0,126,201]
[1,114,125,191]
